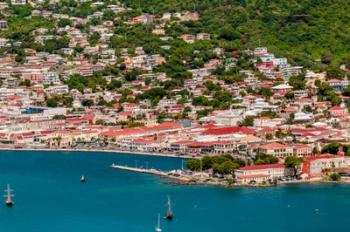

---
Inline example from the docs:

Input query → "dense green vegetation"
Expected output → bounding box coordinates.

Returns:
[321,143,350,156]
[329,173,341,181]
[2,0,350,69]
[254,154,278,165]
[284,156,303,176]
[120,0,350,66]
[186,155,245,175]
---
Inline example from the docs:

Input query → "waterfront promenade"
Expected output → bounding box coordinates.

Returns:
[0,147,192,159]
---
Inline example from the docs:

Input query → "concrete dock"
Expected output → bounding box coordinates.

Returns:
[110,163,192,182]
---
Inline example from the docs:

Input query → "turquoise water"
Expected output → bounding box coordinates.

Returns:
[0,151,349,232]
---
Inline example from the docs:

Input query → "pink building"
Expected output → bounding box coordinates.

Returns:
[329,106,347,118]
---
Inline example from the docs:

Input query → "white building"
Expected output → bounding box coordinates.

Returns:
[11,0,27,5]
[235,164,292,184]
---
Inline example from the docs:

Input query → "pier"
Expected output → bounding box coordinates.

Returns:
[110,163,229,186]
[111,164,168,176]
[110,164,193,183]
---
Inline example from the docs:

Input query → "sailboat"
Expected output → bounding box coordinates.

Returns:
[4,184,14,207]
[155,214,162,232]
[165,196,173,220]
[80,175,86,183]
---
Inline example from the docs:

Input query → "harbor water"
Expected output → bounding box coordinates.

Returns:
[0,150,348,232]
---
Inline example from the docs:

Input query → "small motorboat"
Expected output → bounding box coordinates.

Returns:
[80,175,86,183]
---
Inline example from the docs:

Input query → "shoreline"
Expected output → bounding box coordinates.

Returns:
[2,147,350,188]
[0,147,192,159]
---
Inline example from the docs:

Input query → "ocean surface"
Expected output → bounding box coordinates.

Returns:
[0,150,349,232]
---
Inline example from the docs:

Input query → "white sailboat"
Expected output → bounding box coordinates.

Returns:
[155,214,162,232]
[4,184,14,207]
[165,196,173,220]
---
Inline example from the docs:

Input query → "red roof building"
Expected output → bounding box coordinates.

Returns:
[235,163,291,185]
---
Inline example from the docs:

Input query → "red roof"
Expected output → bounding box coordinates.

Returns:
[259,142,291,149]
[303,154,342,162]
[239,163,285,171]
[40,130,55,135]
[118,111,133,116]
[330,106,345,111]
[302,154,344,175]
[171,140,193,145]
[133,137,156,144]
[295,98,312,103]
[101,127,145,137]
[327,79,342,83]
[237,174,269,179]
[83,114,95,121]
[148,122,182,131]
[188,141,216,147]
[295,144,311,149]
[202,126,255,136]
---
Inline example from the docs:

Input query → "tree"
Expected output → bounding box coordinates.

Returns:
[139,87,167,101]
[81,99,94,107]
[285,91,295,99]
[19,79,31,87]
[219,26,240,41]
[343,85,350,96]
[204,80,221,92]
[44,37,70,53]
[213,161,240,175]
[285,156,303,177]
[107,80,122,90]
[287,113,294,124]
[239,116,254,127]
[265,134,273,140]
[103,9,116,21]
[255,154,278,165]
[47,97,58,107]
[57,19,72,27]
[62,96,73,107]
[261,88,273,98]
[11,5,32,17]
[15,53,25,63]
[321,143,342,154]
[125,69,142,82]
[144,77,152,86]
[321,51,333,65]
[192,96,211,106]
[289,74,306,90]
[88,32,101,46]
[95,119,107,125]
[326,66,345,80]
[186,159,201,171]
[329,173,341,181]
[313,147,320,155]
[53,115,66,120]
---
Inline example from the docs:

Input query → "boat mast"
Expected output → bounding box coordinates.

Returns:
[5,184,13,203]
[155,213,162,232]
[157,213,161,228]
[167,196,172,213]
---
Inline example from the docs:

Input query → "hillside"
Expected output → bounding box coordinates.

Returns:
[120,0,350,67]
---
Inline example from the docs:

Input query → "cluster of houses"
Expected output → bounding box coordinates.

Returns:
[0,0,350,184]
